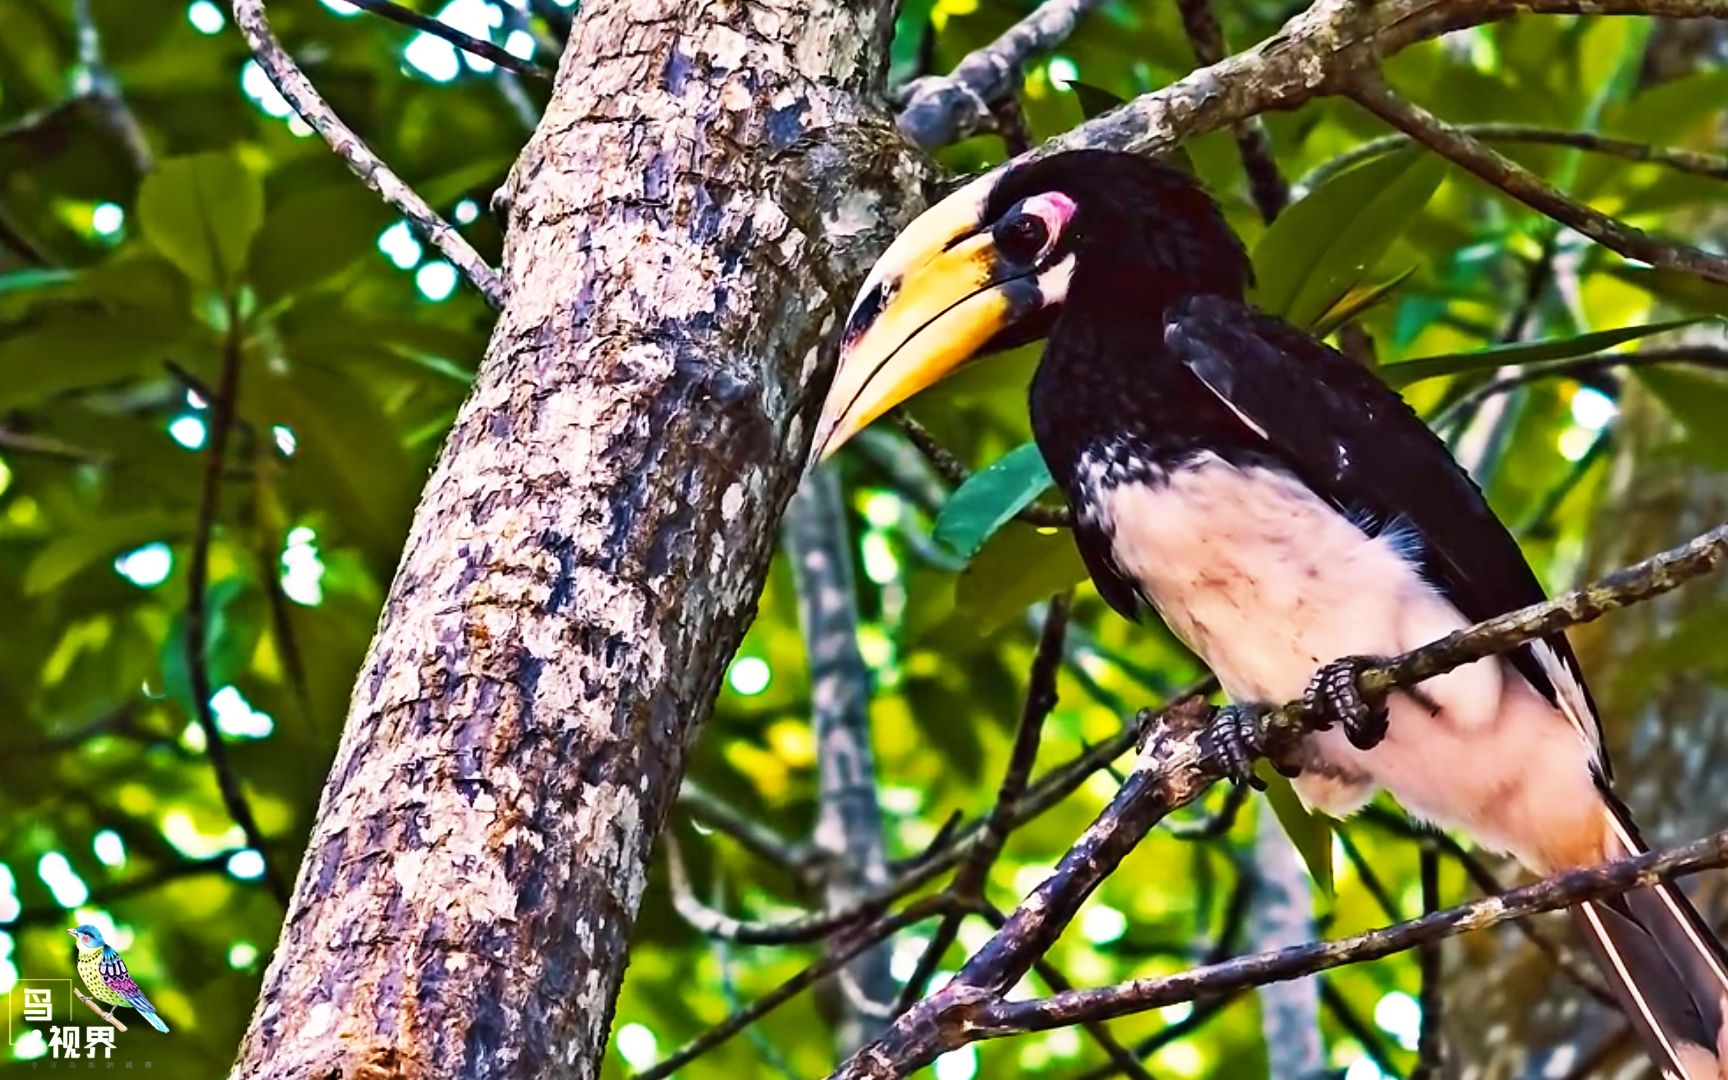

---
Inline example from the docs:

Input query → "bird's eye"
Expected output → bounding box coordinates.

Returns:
[994,212,1051,264]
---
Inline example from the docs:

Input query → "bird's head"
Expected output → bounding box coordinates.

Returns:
[68,925,104,950]
[810,149,1248,462]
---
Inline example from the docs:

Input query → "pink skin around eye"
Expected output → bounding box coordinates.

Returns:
[1022,192,1078,243]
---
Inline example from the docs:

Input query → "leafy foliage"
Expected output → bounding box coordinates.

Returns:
[1,0,1725,1078]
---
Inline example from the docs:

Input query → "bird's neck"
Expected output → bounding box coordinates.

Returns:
[76,945,101,957]
[1029,281,1250,489]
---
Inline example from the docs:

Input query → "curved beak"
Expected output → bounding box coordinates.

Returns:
[809,173,1050,466]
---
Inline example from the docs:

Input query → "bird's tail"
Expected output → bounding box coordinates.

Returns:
[140,1008,169,1034]
[1571,803,1728,1080]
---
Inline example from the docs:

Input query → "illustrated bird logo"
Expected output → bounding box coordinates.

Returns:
[815,148,1728,1080]
[68,925,170,1034]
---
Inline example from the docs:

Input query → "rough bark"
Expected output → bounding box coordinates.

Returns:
[1443,386,1728,1080]
[231,2,924,1076]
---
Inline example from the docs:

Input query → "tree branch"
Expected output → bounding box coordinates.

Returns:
[230,0,506,308]
[1045,0,1728,161]
[974,829,1728,1037]
[894,595,1073,1012]
[184,307,290,906]
[1432,345,1728,433]
[1171,0,1289,222]
[895,0,1108,151]
[339,0,552,80]
[678,780,815,877]
[1298,122,1728,195]
[786,467,897,1045]
[72,0,153,174]
[1348,74,1728,285]
[830,518,1728,1076]
[635,898,952,1080]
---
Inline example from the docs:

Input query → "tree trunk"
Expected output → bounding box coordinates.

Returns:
[1250,808,1326,1080]
[1441,385,1728,1079]
[232,3,925,1075]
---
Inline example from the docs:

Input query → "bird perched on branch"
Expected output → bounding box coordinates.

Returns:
[811,149,1728,1079]
[69,924,170,1034]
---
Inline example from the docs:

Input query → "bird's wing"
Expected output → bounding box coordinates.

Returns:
[98,947,157,1012]
[1162,294,1603,765]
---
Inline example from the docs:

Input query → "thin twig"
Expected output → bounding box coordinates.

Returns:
[1298,122,1728,195]
[1432,345,1728,433]
[634,898,951,1080]
[1359,806,1612,1003]
[72,0,153,173]
[0,428,111,464]
[1336,825,1404,922]
[339,0,551,80]
[677,780,815,876]
[891,413,1071,528]
[1349,75,1728,286]
[971,830,1728,1037]
[1411,842,1444,1079]
[976,901,1154,1080]
[230,0,506,308]
[895,595,1073,1012]
[1318,980,1401,1076]
[1171,0,1289,222]
[184,306,290,906]
[895,0,1108,151]
[73,989,129,1032]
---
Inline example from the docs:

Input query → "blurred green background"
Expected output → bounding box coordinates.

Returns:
[1,0,1725,1076]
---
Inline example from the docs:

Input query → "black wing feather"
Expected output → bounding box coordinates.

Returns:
[1162,294,1603,752]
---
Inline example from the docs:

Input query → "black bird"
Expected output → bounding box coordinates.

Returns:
[811,149,1728,1078]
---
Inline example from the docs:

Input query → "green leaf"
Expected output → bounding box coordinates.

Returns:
[1257,768,1335,898]
[1311,267,1416,339]
[137,152,264,288]
[23,510,184,596]
[0,310,185,410]
[1066,81,1126,122]
[0,266,74,297]
[249,183,394,302]
[933,443,1054,558]
[1381,316,1714,387]
[1251,150,1445,329]
[955,523,1088,633]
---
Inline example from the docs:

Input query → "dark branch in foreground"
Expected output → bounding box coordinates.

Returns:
[339,0,552,80]
[828,520,1728,1077]
[184,308,289,905]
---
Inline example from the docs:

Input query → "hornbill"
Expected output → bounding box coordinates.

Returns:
[811,149,1728,1078]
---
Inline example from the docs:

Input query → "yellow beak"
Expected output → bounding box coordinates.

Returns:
[810,172,1055,465]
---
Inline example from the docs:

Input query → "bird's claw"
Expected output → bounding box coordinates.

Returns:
[1305,655,1390,751]
[1204,704,1272,790]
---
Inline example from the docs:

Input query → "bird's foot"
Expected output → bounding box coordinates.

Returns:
[1202,704,1278,790]
[1304,655,1390,751]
